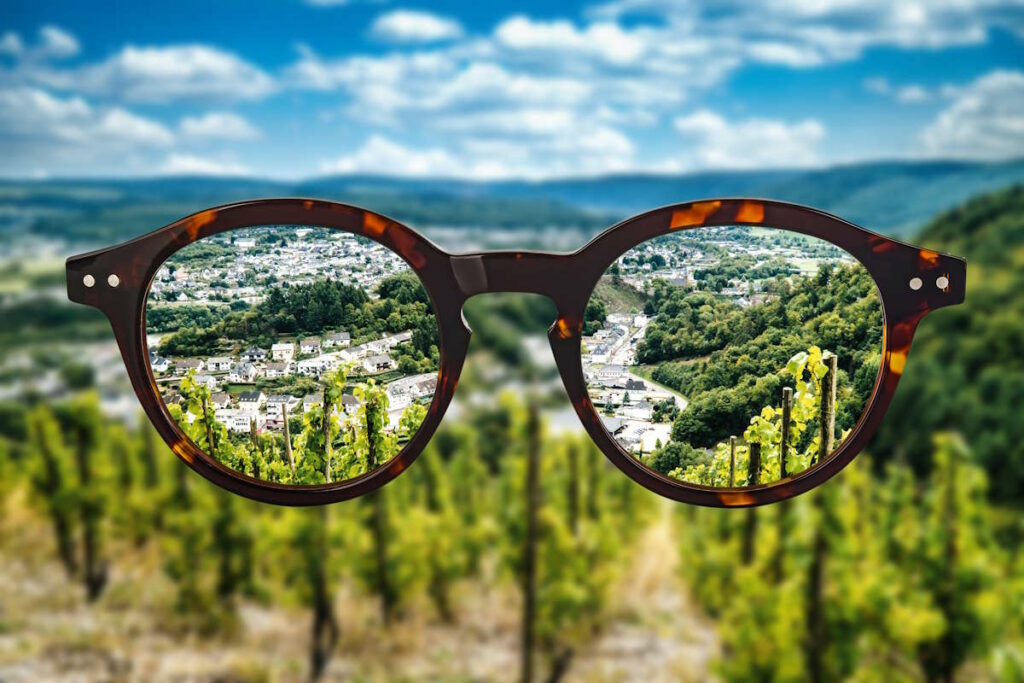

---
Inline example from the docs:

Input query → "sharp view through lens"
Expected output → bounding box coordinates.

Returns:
[146,226,440,485]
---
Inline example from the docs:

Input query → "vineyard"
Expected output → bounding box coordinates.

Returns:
[2,354,1023,681]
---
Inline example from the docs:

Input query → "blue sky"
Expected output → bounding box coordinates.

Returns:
[1,0,1022,179]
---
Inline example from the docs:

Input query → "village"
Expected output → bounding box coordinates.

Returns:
[146,227,410,307]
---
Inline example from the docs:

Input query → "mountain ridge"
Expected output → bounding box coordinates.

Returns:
[2,158,1022,242]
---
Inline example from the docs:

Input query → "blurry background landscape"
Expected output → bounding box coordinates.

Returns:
[2,1,1024,681]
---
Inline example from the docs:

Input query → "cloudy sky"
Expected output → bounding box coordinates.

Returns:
[1,0,1023,179]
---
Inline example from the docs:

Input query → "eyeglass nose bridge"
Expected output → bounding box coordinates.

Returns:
[450,252,595,307]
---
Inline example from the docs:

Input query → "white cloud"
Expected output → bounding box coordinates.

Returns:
[371,10,464,43]
[179,111,261,140]
[494,15,647,65]
[0,32,24,57]
[38,25,79,59]
[672,110,826,169]
[39,44,275,102]
[590,0,1024,62]
[864,77,932,103]
[288,49,593,116]
[321,126,635,180]
[0,86,175,175]
[322,135,461,177]
[0,86,173,146]
[160,153,250,176]
[919,69,1024,160]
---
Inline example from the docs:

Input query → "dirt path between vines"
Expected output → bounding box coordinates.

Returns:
[565,502,719,682]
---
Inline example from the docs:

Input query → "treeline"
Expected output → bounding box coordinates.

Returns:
[158,272,440,373]
[692,254,795,292]
[639,262,882,452]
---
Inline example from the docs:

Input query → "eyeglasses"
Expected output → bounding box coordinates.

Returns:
[66,198,964,507]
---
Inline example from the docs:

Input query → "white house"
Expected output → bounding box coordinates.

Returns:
[265,361,293,379]
[241,346,266,363]
[238,391,266,414]
[340,393,360,416]
[210,392,232,410]
[324,331,351,348]
[217,409,265,433]
[265,395,301,429]
[192,374,219,391]
[599,364,626,383]
[299,337,321,356]
[271,342,295,362]
[151,357,171,373]
[207,357,234,372]
[228,362,257,384]
[178,358,205,373]
[622,401,654,421]
[297,357,324,377]
[361,354,395,374]
[302,392,323,413]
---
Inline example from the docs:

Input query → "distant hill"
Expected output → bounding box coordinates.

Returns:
[1,158,1022,244]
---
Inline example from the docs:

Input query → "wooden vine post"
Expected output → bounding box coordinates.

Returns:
[816,354,838,464]
[742,442,762,565]
[521,398,541,683]
[567,442,580,537]
[780,386,792,479]
[747,442,762,487]
[282,403,296,477]
[806,354,837,682]
[728,436,737,487]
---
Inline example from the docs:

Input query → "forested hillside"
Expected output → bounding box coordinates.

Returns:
[871,185,1024,502]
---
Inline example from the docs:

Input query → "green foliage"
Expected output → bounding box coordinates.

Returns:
[676,435,1016,682]
[872,184,1024,501]
[670,346,836,486]
[582,297,607,335]
[641,262,881,450]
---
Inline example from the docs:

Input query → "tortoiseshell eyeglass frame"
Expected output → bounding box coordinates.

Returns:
[66,198,965,508]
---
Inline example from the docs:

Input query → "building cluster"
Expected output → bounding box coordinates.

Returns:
[148,229,409,306]
[582,312,680,455]
[151,329,432,436]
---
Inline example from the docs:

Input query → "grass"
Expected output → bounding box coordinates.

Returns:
[593,278,645,314]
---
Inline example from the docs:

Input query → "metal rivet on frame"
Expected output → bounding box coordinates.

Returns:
[83,274,95,288]
[936,275,949,290]
[107,274,121,288]
[908,277,923,291]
